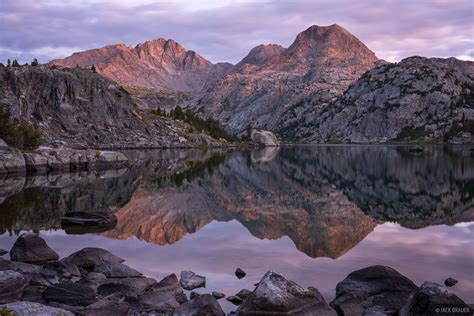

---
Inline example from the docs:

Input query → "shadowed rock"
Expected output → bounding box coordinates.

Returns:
[400,282,471,316]
[212,292,225,300]
[444,278,458,287]
[93,262,142,278]
[62,248,124,270]
[140,291,180,312]
[0,270,28,303]
[44,282,97,307]
[330,265,419,315]
[76,293,131,316]
[10,233,59,265]
[173,294,224,316]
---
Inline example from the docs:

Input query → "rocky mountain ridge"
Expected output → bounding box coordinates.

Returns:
[41,24,474,144]
[50,39,223,92]
[0,65,224,149]
[295,56,474,143]
[191,24,382,134]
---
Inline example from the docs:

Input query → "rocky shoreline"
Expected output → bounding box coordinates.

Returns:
[0,233,471,315]
[0,138,128,175]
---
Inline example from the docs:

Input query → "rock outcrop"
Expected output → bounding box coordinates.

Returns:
[250,129,279,147]
[303,56,474,143]
[0,65,224,149]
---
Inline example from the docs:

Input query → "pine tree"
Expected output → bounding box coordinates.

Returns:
[91,64,97,73]
[31,58,39,66]
[12,59,20,67]
[7,59,11,67]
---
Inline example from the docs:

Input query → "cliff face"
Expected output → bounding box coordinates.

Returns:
[0,65,222,148]
[49,39,223,92]
[299,57,474,143]
[191,24,381,135]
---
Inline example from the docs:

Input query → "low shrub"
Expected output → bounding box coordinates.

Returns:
[0,107,43,150]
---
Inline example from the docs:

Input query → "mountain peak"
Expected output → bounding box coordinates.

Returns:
[286,23,378,66]
[237,44,285,67]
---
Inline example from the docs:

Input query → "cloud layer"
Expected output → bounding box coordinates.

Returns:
[1,0,473,64]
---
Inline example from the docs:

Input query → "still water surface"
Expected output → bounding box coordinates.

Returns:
[0,145,473,311]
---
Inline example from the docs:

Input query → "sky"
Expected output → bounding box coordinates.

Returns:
[0,0,473,64]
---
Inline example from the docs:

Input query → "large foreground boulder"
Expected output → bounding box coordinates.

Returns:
[180,270,206,290]
[0,301,74,316]
[10,233,59,265]
[251,130,279,147]
[400,282,472,316]
[330,265,419,315]
[0,138,26,174]
[173,294,224,316]
[0,270,28,303]
[236,271,336,315]
[62,247,124,270]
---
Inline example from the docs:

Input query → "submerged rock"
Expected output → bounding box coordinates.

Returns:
[236,271,336,315]
[0,270,28,303]
[10,233,59,265]
[444,277,458,287]
[0,301,74,316]
[62,247,124,270]
[235,268,246,279]
[226,295,243,306]
[180,270,206,290]
[330,265,418,315]
[400,282,471,316]
[212,292,225,300]
[61,212,117,234]
[173,294,224,316]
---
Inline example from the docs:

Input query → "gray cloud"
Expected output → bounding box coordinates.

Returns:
[0,0,472,64]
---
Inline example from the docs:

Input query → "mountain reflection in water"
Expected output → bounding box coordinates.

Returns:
[0,145,473,307]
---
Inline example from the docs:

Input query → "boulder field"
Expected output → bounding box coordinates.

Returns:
[0,233,471,315]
